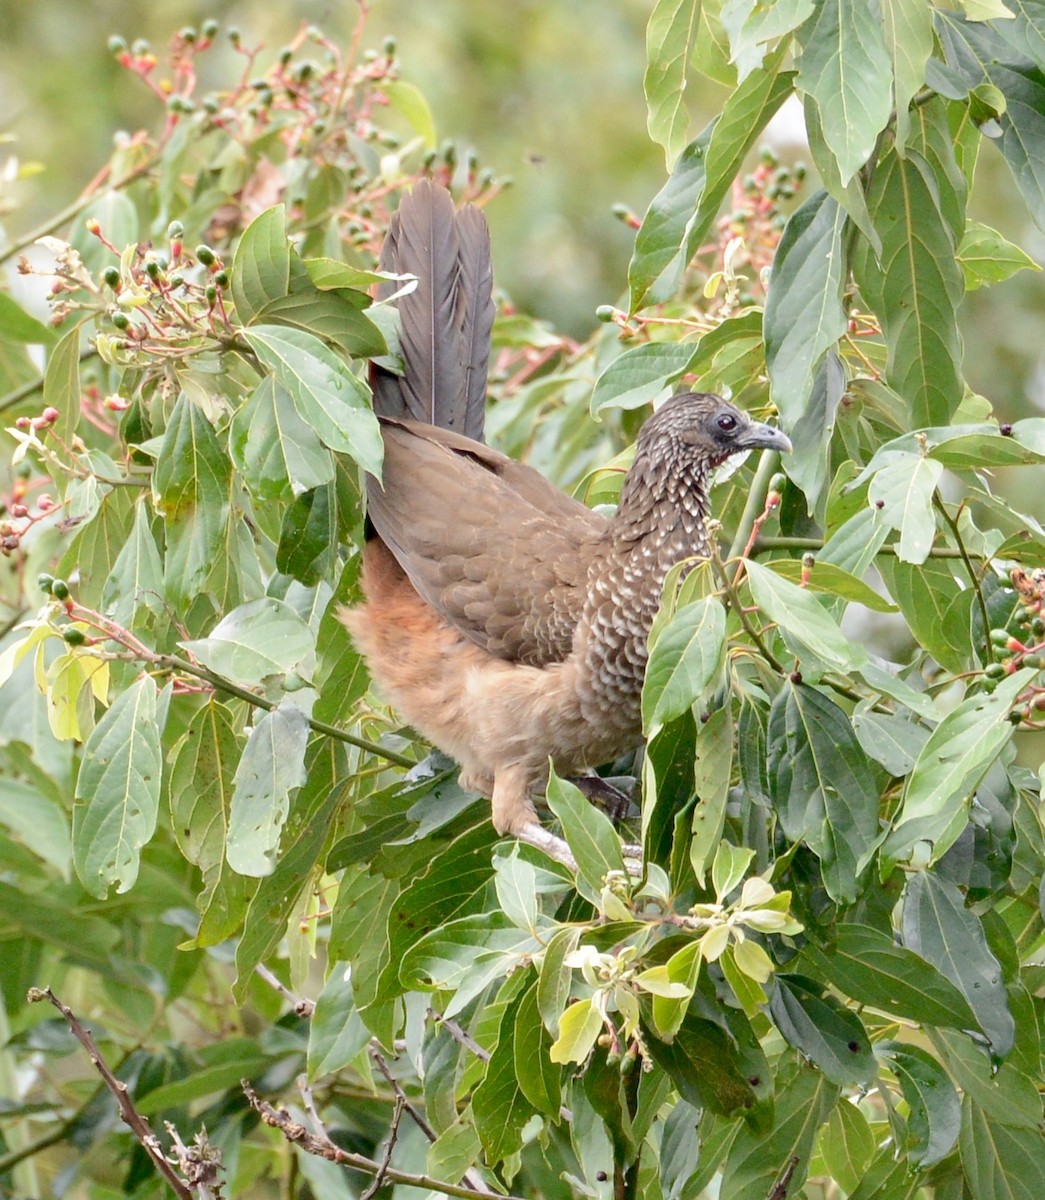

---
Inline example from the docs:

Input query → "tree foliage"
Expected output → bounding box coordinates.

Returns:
[1,5,1044,1199]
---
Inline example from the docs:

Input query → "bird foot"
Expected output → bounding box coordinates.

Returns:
[514,824,643,878]
[564,774,637,824]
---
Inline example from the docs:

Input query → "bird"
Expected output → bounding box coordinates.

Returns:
[341,181,791,867]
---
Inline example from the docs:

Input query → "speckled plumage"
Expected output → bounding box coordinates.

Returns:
[342,184,790,858]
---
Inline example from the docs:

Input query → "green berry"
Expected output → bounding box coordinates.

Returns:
[37,573,54,593]
[108,35,127,55]
[103,265,121,288]
[112,312,129,330]
[201,19,219,39]
[195,244,216,267]
[595,305,616,322]
[51,579,69,600]
[62,627,86,646]
[985,662,1007,680]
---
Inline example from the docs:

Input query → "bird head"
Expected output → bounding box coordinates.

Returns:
[639,391,792,468]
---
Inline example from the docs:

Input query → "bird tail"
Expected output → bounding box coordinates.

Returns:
[370,180,494,442]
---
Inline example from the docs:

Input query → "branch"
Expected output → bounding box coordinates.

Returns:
[0,348,99,415]
[932,493,993,664]
[242,1083,525,1200]
[751,535,984,560]
[0,154,158,269]
[727,450,780,563]
[27,987,194,1200]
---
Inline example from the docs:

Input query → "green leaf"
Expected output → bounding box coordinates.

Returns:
[764,189,848,428]
[854,150,965,427]
[958,220,1042,288]
[0,292,56,344]
[629,47,794,309]
[959,1094,1045,1198]
[377,823,498,1003]
[802,924,980,1031]
[876,1041,960,1166]
[493,845,541,932]
[383,80,437,147]
[720,1065,835,1200]
[233,739,347,995]
[231,204,291,323]
[0,778,70,879]
[73,676,162,897]
[473,1002,537,1161]
[152,392,231,607]
[181,597,315,686]
[537,925,581,1036]
[867,452,944,564]
[933,1027,1043,1128]
[307,966,370,1079]
[101,500,165,629]
[937,11,1045,233]
[803,97,880,250]
[770,975,875,1085]
[746,558,867,672]
[877,557,968,674]
[885,669,1037,866]
[513,981,563,1115]
[644,1012,759,1116]
[645,0,700,168]
[256,284,386,360]
[227,701,309,876]
[545,770,625,888]
[901,872,1013,1057]
[167,700,251,947]
[0,879,118,967]
[42,324,83,448]
[795,0,894,184]
[276,483,336,585]
[851,710,930,776]
[242,326,383,474]
[643,596,727,735]
[230,377,334,501]
[783,351,846,513]
[819,1098,875,1195]
[882,0,935,153]
[590,341,696,415]
[688,706,734,885]
[399,914,543,1016]
[765,556,898,614]
[721,0,815,81]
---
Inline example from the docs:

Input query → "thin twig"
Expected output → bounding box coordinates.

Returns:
[0,348,99,415]
[712,554,784,674]
[727,450,780,563]
[255,964,315,1019]
[27,987,192,1200]
[242,1083,525,1200]
[0,155,159,269]
[369,1048,495,1195]
[428,1009,490,1062]
[359,1097,403,1200]
[932,493,993,664]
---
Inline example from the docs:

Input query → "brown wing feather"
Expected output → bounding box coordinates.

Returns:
[367,418,608,665]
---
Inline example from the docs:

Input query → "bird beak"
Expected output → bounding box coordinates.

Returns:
[738,421,792,454]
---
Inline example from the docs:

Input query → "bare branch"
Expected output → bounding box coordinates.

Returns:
[27,987,194,1200]
[242,1082,525,1200]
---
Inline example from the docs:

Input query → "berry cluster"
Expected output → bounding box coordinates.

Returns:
[984,567,1045,725]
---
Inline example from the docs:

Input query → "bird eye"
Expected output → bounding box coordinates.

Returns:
[717,413,737,432]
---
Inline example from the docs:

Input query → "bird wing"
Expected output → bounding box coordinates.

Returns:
[367,418,608,666]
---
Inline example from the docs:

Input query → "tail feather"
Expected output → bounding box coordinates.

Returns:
[371,180,493,441]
